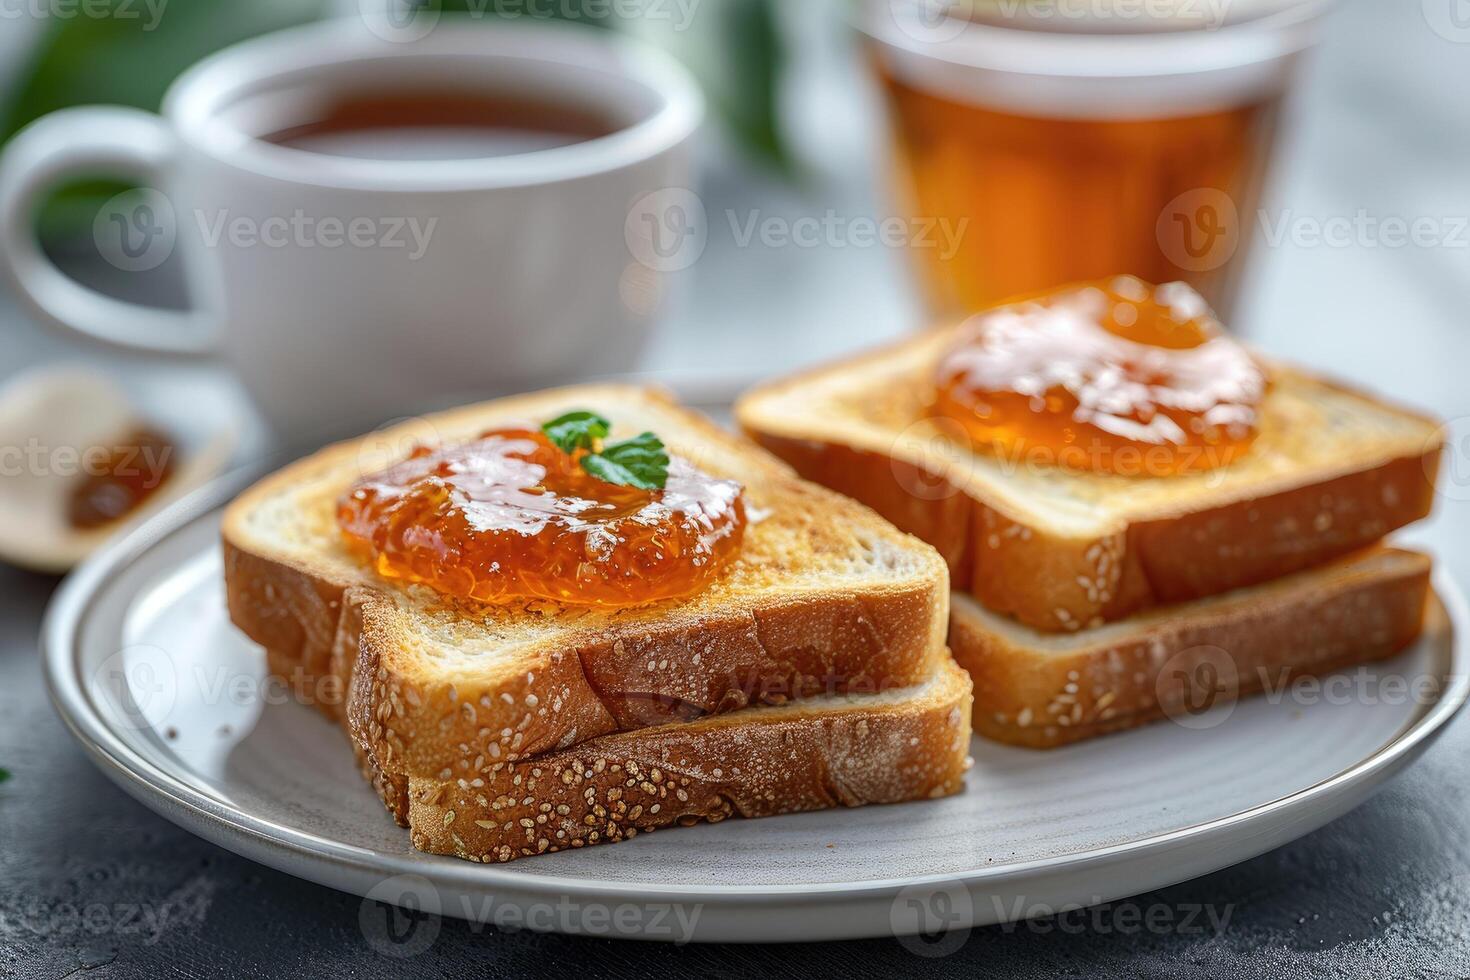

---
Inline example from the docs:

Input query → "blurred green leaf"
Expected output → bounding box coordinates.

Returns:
[620,0,788,171]
[1,0,330,240]
[2,0,331,136]
[701,0,787,169]
[443,0,790,169]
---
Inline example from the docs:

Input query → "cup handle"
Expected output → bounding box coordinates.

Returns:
[0,106,217,356]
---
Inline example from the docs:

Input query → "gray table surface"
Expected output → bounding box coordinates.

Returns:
[5,0,1470,974]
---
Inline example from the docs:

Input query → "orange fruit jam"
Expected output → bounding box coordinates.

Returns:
[67,425,176,529]
[933,277,1268,477]
[338,428,746,607]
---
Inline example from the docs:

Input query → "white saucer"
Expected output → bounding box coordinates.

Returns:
[42,471,1469,943]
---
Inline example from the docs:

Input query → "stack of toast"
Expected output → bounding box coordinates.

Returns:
[222,290,1444,860]
[737,315,1443,747]
[223,386,972,862]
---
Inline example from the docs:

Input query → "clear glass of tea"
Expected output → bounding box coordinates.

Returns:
[862,0,1332,323]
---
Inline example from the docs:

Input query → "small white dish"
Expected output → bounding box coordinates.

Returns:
[42,470,1468,943]
[0,365,234,572]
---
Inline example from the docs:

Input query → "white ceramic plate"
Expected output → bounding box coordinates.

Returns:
[43,471,1469,943]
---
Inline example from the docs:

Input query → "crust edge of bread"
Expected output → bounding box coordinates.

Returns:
[951,547,1434,749]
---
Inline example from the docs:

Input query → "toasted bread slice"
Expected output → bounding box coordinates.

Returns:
[223,385,950,794]
[736,326,1443,633]
[404,656,972,862]
[262,650,970,862]
[950,547,1432,748]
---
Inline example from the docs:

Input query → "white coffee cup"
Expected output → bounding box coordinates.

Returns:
[0,18,702,435]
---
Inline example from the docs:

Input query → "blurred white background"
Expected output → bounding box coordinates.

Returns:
[1,0,1466,572]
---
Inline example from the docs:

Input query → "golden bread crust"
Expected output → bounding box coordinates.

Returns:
[260,640,972,857]
[951,548,1433,748]
[406,658,973,861]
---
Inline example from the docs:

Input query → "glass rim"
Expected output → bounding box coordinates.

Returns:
[859,0,1332,78]
[866,0,1333,38]
[860,0,1330,118]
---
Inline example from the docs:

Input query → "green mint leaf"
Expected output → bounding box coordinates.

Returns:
[581,432,669,490]
[541,411,610,455]
[0,767,10,784]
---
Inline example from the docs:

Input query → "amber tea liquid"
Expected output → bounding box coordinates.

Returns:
[877,73,1280,321]
[864,2,1324,323]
